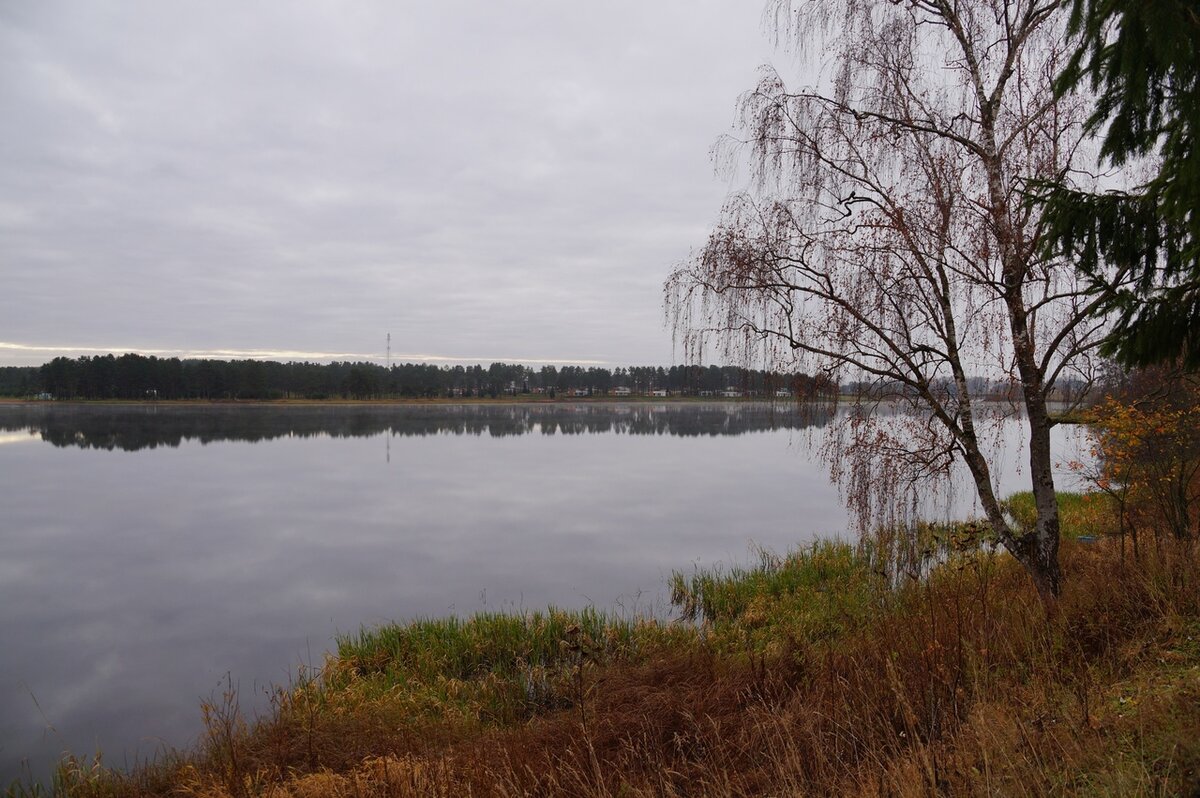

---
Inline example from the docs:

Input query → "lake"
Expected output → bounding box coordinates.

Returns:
[0,401,1087,784]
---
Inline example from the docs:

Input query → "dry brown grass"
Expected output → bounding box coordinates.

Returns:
[41,539,1200,798]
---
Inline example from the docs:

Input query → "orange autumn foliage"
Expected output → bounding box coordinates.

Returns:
[1085,379,1200,545]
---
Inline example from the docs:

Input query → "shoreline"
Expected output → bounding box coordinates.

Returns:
[0,395,820,407]
[19,514,1200,796]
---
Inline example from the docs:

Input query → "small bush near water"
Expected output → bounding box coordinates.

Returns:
[15,495,1200,797]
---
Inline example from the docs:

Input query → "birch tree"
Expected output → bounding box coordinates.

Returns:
[668,0,1133,604]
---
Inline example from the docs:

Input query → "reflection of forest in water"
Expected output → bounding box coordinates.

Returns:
[0,402,836,452]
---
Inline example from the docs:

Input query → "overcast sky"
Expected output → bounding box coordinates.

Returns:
[0,1,787,367]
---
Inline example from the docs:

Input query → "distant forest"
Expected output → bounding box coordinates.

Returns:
[0,355,837,400]
[0,403,838,452]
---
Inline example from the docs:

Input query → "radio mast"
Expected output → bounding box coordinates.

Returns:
[386,333,391,370]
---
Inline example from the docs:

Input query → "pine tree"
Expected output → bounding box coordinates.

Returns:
[1039,0,1200,368]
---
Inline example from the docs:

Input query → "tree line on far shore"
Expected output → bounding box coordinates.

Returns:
[0,355,838,400]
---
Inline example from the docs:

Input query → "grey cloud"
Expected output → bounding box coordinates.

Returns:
[1,0,775,365]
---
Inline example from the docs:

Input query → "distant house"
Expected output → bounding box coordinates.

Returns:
[611,386,632,397]
[573,388,589,397]
[699,390,715,397]
[650,389,667,397]
[775,389,790,398]
[720,388,741,398]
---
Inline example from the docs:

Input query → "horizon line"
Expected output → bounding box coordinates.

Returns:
[0,342,612,368]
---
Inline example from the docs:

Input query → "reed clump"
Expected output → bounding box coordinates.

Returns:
[22,495,1200,798]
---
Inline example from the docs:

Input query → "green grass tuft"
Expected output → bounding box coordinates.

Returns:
[325,607,692,724]
[669,540,886,653]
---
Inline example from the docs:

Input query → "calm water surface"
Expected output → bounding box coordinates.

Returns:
[0,402,1085,783]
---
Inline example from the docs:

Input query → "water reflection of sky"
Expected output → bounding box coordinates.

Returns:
[0,403,1088,785]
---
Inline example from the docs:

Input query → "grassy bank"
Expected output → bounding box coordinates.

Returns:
[13,498,1200,797]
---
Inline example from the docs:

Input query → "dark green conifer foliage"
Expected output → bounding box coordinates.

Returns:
[1041,0,1200,368]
